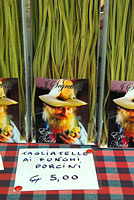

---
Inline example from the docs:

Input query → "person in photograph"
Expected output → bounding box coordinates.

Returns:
[37,79,88,144]
[109,86,134,147]
[0,81,20,143]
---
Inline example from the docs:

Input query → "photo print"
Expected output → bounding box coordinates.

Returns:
[0,78,20,143]
[108,81,134,148]
[35,78,89,145]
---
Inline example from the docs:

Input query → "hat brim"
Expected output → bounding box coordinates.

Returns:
[39,94,87,107]
[0,98,18,106]
[113,97,134,109]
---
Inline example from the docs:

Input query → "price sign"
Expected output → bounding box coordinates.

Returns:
[14,148,99,191]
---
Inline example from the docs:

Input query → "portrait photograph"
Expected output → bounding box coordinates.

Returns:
[0,78,20,143]
[34,78,89,145]
[108,81,134,148]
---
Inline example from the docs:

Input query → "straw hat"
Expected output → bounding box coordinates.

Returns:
[39,79,87,107]
[0,81,18,106]
[113,86,134,109]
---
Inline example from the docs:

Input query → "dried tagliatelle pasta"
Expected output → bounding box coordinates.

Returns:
[31,0,100,143]
[0,0,27,142]
[100,0,134,146]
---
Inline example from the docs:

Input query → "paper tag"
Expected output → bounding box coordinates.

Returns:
[0,154,4,170]
[14,148,99,191]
